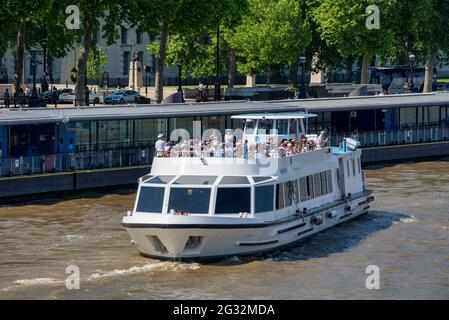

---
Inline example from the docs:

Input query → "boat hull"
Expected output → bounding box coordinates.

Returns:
[123,192,373,261]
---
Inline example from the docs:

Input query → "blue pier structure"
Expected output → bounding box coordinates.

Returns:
[1,93,449,178]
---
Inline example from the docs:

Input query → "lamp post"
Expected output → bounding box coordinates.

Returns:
[177,64,184,103]
[409,53,415,93]
[214,24,221,101]
[29,58,39,108]
[299,55,307,98]
[145,65,151,98]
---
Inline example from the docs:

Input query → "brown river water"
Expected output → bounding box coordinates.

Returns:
[0,160,448,299]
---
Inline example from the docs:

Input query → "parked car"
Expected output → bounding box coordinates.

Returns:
[42,89,58,103]
[104,90,140,105]
[58,88,103,104]
[134,94,151,104]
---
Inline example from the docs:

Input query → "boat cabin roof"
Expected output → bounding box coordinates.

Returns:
[231,112,317,120]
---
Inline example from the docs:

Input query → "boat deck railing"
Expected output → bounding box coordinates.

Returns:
[156,139,330,159]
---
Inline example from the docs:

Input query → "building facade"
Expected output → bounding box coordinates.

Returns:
[0,25,178,88]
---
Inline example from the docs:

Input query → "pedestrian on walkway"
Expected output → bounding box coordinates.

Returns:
[3,89,10,108]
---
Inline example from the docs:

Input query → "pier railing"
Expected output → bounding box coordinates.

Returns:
[0,147,154,177]
[332,126,449,148]
[1,125,449,178]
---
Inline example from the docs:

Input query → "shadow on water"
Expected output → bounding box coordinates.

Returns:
[210,210,411,266]
[362,156,449,170]
[0,186,136,208]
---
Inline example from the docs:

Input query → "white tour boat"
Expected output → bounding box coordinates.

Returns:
[122,113,374,260]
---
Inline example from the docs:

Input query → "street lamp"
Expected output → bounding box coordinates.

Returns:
[177,64,184,103]
[214,24,221,101]
[408,53,415,93]
[30,59,38,98]
[299,55,307,98]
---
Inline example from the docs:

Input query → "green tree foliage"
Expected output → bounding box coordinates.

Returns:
[229,0,311,78]
[87,47,108,83]
[313,0,397,83]
[409,0,449,92]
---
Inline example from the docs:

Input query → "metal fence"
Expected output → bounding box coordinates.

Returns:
[1,126,449,178]
[0,147,154,177]
[331,126,449,148]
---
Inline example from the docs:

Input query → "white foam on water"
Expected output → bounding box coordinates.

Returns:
[394,215,418,224]
[14,277,62,286]
[3,262,200,292]
[64,234,88,242]
[400,215,417,224]
[87,262,200,281]
[2,277,63,292]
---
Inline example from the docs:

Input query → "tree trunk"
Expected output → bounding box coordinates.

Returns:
[346,56,354,83]
[360,54,370,84]
[13,21,26,94]
[289,59,299,88]
[423,52,437,93]
[155,20,169,103]
[228,48,236,88]
[75,19,93,107]
[266,65,271,85]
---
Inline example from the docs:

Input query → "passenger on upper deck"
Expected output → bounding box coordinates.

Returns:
[155,134,167,157]
[317,131,329,149]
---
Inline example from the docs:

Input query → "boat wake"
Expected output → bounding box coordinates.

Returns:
[87,262,200,280]
[2,262,200,292]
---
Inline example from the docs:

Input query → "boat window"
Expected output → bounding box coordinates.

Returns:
[141,175,154,183]
[168,188,211,214]
[320,172,328,194]
[244,120,256,135]
[347,160,350,177]
[306,176,314,200]
[276,183,285,209]
[326,170,333,193]
[284,181,293,207]
[299,177,307,202]
[173,175,217,185]
[215,188,250,214]
[313,173,322,197]
[292,179,300,203]
[255,185,274,213]
[352,159,356,176]
[136,187,165,213]
[277,120,289,135]
[219,176,250,185]
[257,119,273,135]
[253,176,272,184]
[290,119,299,135]
[146,175,176,184]
[358,158,361,174]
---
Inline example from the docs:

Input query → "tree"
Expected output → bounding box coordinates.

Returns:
[1,0,54,93]
[409,0,449,92]
[229,0,311,82]
[135,0,247,103]
[87,47,108,83]
[69,0,123,106]
[313,0,397,84]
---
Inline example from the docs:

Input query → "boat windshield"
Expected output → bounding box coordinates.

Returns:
[168,188,211,214]
[136,186,165,213]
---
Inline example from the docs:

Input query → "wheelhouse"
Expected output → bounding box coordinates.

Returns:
[232,113,317,145]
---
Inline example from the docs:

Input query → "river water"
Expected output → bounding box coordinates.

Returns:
[0,160,448,299]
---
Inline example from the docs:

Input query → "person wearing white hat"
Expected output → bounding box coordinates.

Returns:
[155,133,167,157]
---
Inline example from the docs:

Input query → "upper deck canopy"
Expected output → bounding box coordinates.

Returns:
[231,113,317,120]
